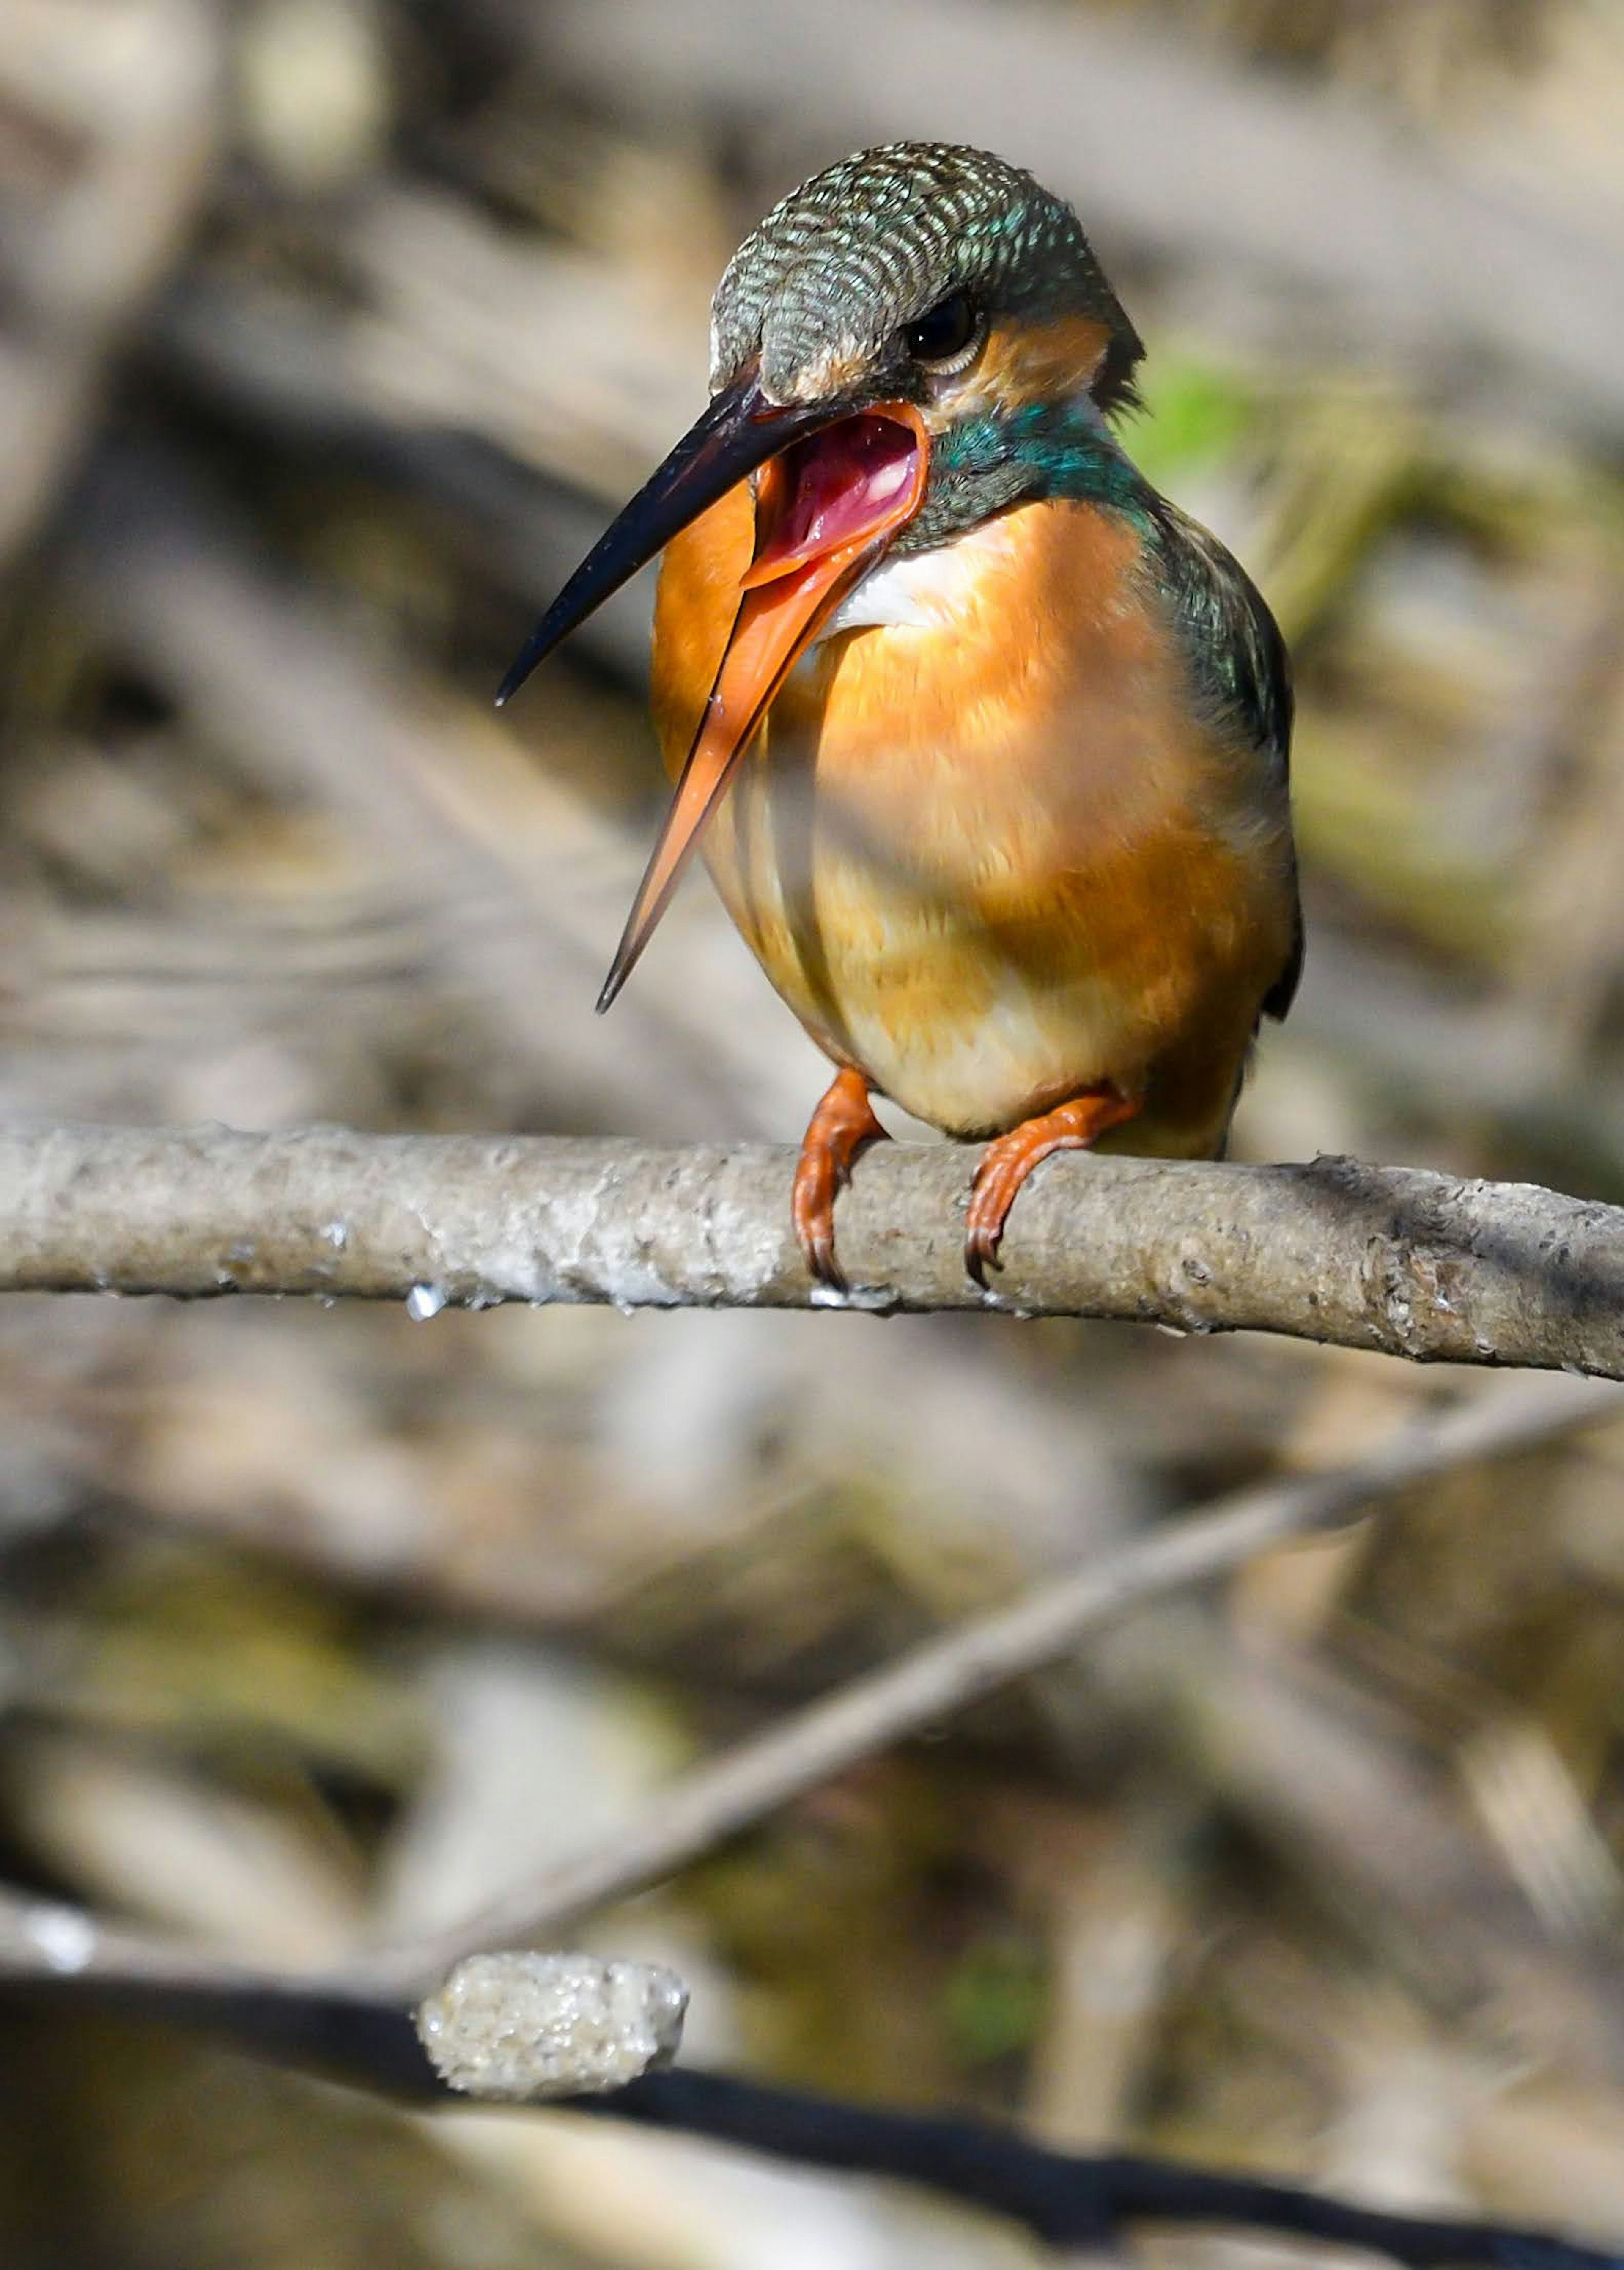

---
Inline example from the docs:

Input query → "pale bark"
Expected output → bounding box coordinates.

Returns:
[2,1122,1622,1378]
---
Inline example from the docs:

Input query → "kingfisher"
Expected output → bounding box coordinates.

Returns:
[497,143,1300,1289]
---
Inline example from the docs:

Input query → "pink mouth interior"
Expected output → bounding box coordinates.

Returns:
[749,412,920,580]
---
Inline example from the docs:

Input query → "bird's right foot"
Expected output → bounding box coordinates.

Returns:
[792,1069,888,1290]
[965,1086,1136,1286]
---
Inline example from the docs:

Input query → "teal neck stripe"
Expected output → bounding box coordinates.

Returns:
[911,398,1152,549]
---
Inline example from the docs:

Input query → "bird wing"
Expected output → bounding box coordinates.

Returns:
[1144,497,1303,1022]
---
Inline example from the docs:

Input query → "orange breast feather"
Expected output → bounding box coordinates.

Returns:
[652,487,1295,1148]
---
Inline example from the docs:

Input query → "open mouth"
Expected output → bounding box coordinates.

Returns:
[746,411,924,585]
[493,386,929,1009]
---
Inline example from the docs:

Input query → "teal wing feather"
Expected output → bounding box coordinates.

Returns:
[1144,496,1302,1022]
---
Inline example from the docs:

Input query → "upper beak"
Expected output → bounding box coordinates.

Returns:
[494,374,930,1010]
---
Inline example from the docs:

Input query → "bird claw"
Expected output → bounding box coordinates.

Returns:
[793,1153,847,1292]
[962,1090,1137,1289]
[793,1069,887,1291]
[964,1150,1020,1288]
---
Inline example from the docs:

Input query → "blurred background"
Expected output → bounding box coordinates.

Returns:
[3,0,1624,2263]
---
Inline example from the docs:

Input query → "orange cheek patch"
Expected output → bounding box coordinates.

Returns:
[973,315,1114,410]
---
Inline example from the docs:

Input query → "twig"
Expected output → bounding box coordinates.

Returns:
[360,1373,1616,1990]
[0,1904,1616,2270]
[595,2069,1622,2270]
[1,1382,1618,2261]
[4,1122,1624,1378]
[0,1380,1606,2017]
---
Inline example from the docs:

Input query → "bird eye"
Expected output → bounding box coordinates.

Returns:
[903,289,982,373]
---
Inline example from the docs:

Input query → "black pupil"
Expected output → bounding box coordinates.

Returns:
[905,291,976,363]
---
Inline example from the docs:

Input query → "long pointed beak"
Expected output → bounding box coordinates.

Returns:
[595,400,929,1011]
[494,372,932,1013]
[494,375,834,709]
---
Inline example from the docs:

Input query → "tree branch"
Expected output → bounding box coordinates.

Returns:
[3,1383,1620,2264]
[3,1123,1624,1378]
[593,2069,1624,2270]
[357,1374,1617,1990]
[0,1902,1618,2270]
[2,1381,1610,2011]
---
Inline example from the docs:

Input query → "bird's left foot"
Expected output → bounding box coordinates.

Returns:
[965,1088,1137,1287]
[793,1068,889,1290]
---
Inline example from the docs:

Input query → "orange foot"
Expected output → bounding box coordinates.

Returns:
[793,1068,888,1290]
[965,1088,1138,1288]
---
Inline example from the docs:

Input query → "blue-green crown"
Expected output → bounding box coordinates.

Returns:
[710,142,1144,412]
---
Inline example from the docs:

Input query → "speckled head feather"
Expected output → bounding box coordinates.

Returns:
[711,142,1143,412]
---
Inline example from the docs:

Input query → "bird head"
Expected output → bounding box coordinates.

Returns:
[497,142,1143,1005]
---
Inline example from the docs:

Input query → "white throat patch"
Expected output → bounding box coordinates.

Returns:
[815,552,938,640]
[810,513,1019,646]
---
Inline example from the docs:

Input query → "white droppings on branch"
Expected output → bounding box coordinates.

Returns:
[415,1952,687,2100]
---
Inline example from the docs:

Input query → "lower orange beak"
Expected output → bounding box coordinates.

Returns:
[597,402,929,1009]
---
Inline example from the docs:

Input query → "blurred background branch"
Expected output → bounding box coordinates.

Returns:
[2,1366,1621,2269]
[5,1893,1624,2270]
[353,1373,1622,1991]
